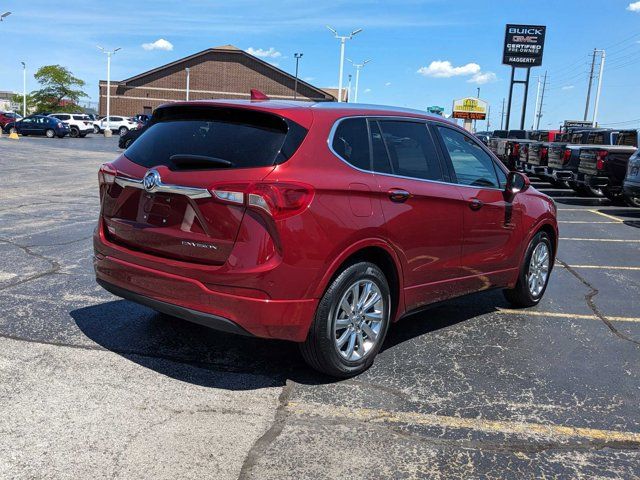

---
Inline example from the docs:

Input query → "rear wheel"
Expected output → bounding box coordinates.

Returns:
[625,195,640,208]
[300,262,391,377]
[93,125,100,134]
[504,232,552,308]
[124,138,133,148]
[69,126,79,138]
[45,129,55,138]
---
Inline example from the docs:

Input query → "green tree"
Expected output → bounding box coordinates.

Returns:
[10,93,35,114]
[30,65,88,112]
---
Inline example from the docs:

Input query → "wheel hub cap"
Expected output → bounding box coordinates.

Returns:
[527,243,550,297]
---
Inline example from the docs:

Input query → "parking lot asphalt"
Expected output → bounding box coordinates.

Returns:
[1,135,639,479]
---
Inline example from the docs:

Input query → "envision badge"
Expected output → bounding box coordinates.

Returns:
[143,169,161,193]
[181,240,218,250]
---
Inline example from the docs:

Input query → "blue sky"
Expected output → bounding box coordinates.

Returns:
[1,0,639,130]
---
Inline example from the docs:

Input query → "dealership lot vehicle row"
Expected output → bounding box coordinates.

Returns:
[1,138,639,478]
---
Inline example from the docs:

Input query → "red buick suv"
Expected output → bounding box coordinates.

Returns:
[94,100,558,377]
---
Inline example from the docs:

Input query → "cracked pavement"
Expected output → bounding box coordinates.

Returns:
[1,136,639,479]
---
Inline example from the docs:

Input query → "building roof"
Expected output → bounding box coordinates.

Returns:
[114,44,335,101]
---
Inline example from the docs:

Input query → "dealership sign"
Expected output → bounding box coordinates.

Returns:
[451,97,487,120]
[503,24,546,67]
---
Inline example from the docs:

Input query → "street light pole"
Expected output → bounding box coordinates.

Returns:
[347,59,371,103]
[347,74,352,103]
[97,46,121,137]
[327,26,362,103]
[293,53,303,100]
[592,50,606,127]
[21,62,26,117]
[185,68,190,100]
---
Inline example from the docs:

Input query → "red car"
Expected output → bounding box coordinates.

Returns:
[0,111,21,128]
[94,100,558,377]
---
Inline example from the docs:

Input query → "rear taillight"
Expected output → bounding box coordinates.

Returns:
[98,163,116,187]
[512,143,520,156]
[562,149,571,165]
[211,182,314,220]
[596,150,608,170]
[541,147,548,159]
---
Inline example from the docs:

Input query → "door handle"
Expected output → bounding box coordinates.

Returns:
[469,198,484,211]
[388,188,411,203]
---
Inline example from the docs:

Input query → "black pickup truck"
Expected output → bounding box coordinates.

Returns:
[488,130,508,158]
[623,149,640,207]
[549,129,619,197]
[576,129,638,203]
[519,130,560,180]
[497,130,532,170]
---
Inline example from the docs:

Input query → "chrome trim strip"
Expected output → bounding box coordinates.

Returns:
[114,175,212,199]
[326,115,505,192]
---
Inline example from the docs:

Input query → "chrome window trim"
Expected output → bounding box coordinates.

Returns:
[114,175,212,199]
[326,115,505,192]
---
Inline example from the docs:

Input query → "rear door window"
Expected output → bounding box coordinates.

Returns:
[125,107,305,170]
[331,118,370,170]
[376,120,444,181]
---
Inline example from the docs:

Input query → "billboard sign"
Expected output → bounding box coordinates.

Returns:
[452,97,487,120]
[503,24,546,67]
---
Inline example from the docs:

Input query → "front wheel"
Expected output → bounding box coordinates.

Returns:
[119,126,128,136]
[504,232,552,308]
[93,125,100,134]
[299,262,391,377]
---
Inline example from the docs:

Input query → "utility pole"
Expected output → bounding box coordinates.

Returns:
[97,46,121,137]
[347,74,352,103]
[327,26,362,102]
[486,105,491,131]
[500,98,505,130]
[584,49,597,121]
[21,62,26,117]
[185,68,190,100]
[347,59,371,103]
[592,50,606,127]
[474,87,480,132]
[293,53,303,100]
[535,71,547,130]
[533,76,541,129]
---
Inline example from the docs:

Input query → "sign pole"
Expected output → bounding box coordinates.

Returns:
[505,66,515,131]
[520,67,531,130]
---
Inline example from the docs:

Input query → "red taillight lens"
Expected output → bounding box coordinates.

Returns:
[211,182,315,220]
[98,163,116,187]
[596,150,608,170]
[512,143,520,156]
[562,149,571,165]
[541,147,548,159]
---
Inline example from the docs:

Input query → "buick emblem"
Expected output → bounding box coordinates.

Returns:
[143,169,161,192]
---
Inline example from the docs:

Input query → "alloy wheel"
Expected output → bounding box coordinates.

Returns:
[333,280,386,362]
[527,242,550,297]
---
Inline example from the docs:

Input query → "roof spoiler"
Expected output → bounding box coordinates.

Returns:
[250,89,270,101]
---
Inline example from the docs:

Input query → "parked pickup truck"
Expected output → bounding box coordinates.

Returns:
[575,129,638,203]
[623,149,640,207]
[488,130,508,156]
[518,130,560,178]
[549,129,618,197]
[494,130,531,170]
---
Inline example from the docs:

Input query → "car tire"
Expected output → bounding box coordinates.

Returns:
[93,125,100,134]
[69,127,79,138]
[79,133,87,138]
[299,262,391,378]
[504,231,553,308]
[9,127,17,134]
[124,139,133,148]
[119,126,128,136]
[624,195,640,208]
[603,188,626,205]
[45,129,55,138]
[577,185,604,197]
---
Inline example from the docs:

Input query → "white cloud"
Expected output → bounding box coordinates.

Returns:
[417,60,480,78]
[246,47,282,59]
[303,76,315,82]
[468,71,497,85]
[142,38,174,51]
[384,82,392,86]
[561,85,575,90]
[627,1,640,12]
[364,88,372,93]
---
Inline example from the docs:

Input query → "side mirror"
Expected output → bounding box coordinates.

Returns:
[505,171,530,197]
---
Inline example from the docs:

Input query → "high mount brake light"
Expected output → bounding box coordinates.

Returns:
[596,150,608,170]
[98,163,116,187]
[211,182,314,220]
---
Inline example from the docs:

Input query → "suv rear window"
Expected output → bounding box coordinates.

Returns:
[124,107,307,170]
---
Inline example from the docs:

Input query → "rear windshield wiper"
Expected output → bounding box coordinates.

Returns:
[169,154,234,168]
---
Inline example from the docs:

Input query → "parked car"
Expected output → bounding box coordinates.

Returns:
[93,116,139,136]
[3,114,69,138]
[576,129,638,203]
[94,100,558,377]
[623,149,640,207]
[118,124,147,149]
[0,111,22,128]
[48,113,94,138]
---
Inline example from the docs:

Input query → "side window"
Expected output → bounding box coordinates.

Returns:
[436,126,500,188]
[377,120,443,181]
[331,118,370,170]
[58,115,70,121]
[369,121,392,174]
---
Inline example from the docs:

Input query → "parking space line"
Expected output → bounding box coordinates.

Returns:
[562,238,640,242]
[587,210,624,223]
[496,308,640,323]
[287,402,640,444]
[559,221,618,224]
[566,265,640,271]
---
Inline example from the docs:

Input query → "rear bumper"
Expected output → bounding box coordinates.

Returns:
[94,254,318,342]
[576,173,609,188]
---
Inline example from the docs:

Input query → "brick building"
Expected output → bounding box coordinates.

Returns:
[98,45,336,116]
